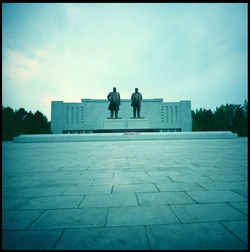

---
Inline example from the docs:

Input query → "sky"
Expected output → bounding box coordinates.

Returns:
[2,3,248,120]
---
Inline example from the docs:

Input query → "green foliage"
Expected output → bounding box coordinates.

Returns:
[2,106,52,141]
[192,101,248,137]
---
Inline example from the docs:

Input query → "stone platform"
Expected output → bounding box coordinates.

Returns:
[13,131,238,143]
[127,118,149,129]
[104,119,126,129]
[2,138,248,250]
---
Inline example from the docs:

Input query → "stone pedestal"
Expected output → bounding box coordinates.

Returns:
[127,118,149,129]
[104,119,126,129]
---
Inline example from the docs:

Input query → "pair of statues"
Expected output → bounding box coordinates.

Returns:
[107,87,142,118]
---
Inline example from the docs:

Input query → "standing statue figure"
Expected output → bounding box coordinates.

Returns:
[107,87,121,118]
[131,88,143,118]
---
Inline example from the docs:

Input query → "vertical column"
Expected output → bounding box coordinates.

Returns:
[51,101,64,134]
[77,107,79,124]
[166,106,168,123]
[175,106,178,123]
[66,106,69,125]
[180,100,192,131]
[171,106,173,123]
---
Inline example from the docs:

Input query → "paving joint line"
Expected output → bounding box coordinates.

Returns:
[195,183,208,191]
[143,225,153,250]
[168,205,182,224]
[25,209,46,230]
[183,191,199,203]
[111,185,114,194]
[103,208,110,227]
[219,221,248,246]
[226,202,248,216]
[167,176,175,182]
[77,195,86,208]
[51,228,66,250]
[153,183,160,192]
[134,193,141,206]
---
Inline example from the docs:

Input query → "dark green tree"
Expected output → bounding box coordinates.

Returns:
[14,108,28,135]
[2,106,17,140]
[2,106,52,140]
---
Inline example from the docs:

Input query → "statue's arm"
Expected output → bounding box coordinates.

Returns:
[107,92,111,100]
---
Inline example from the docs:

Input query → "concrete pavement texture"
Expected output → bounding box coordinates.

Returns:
[2,137,248,250]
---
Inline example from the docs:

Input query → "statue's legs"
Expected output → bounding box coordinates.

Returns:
[137,107,141,118]
[133,107,136,118]
[110,110,114,118]
[115,109,118,118]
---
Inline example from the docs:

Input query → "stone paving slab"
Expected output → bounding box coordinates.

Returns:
[55,226,150,250]
[146,222,247,250]
[2,210,43,230]
[208,174,247,182]
[137,191,195,205]
[2,186,67,199]
[2,230,63,250]
[114,171,150,178]
[106,205,180,226]
[155,181,205,191]
[62,185,112,195]
[132,176,173,184]
[2,198,32,211]
[80,171,114,178]
[29,208,108,229]
[79,193,138,208]
[113,184,158,193]
[168,174,214,183]
[170,203,247,223]
[92,177,134,185]
[20,195,84,210]
[147,171,182,176]
[186,190,247,203]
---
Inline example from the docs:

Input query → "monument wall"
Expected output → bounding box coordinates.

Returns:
[51,99,192,133]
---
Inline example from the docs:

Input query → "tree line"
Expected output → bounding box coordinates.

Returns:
[2,101,248,141]
[2,106,51,141]
[192,101,248,136]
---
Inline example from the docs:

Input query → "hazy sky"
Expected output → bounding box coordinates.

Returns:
[2,3,248,120]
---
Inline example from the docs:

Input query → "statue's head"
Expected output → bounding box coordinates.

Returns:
[113,87,116,92]
[135,88,138,92]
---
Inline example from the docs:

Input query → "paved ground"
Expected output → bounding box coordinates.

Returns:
[2,137,248,250]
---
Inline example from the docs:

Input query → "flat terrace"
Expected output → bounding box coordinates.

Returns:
[2,137,248,250]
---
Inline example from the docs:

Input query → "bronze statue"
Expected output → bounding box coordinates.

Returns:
[131,88,142,118]
[107,87,120,118]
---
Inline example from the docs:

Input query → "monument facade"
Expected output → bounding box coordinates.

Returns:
[51,98,192,133]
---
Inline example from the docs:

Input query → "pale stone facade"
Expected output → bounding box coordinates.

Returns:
[51,99,192,134]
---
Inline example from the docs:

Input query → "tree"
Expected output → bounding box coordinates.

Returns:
[2,106,16,140]
[14,108,28,135]
[192,101,248,137]
[2,106,52,140]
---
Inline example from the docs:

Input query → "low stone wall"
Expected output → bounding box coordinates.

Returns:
[13,131,238,143]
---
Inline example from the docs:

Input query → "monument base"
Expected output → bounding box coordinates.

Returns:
[128,118,149,129]
[13,131,238,143]
[104,118,126,129]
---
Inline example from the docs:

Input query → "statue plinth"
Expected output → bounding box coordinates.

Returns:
[127,118,149,129]
[104,118,126,129]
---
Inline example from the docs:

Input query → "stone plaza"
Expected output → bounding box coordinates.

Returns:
[2,137,248,250]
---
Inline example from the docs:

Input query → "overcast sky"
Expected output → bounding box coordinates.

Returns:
[2,3,248,120]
